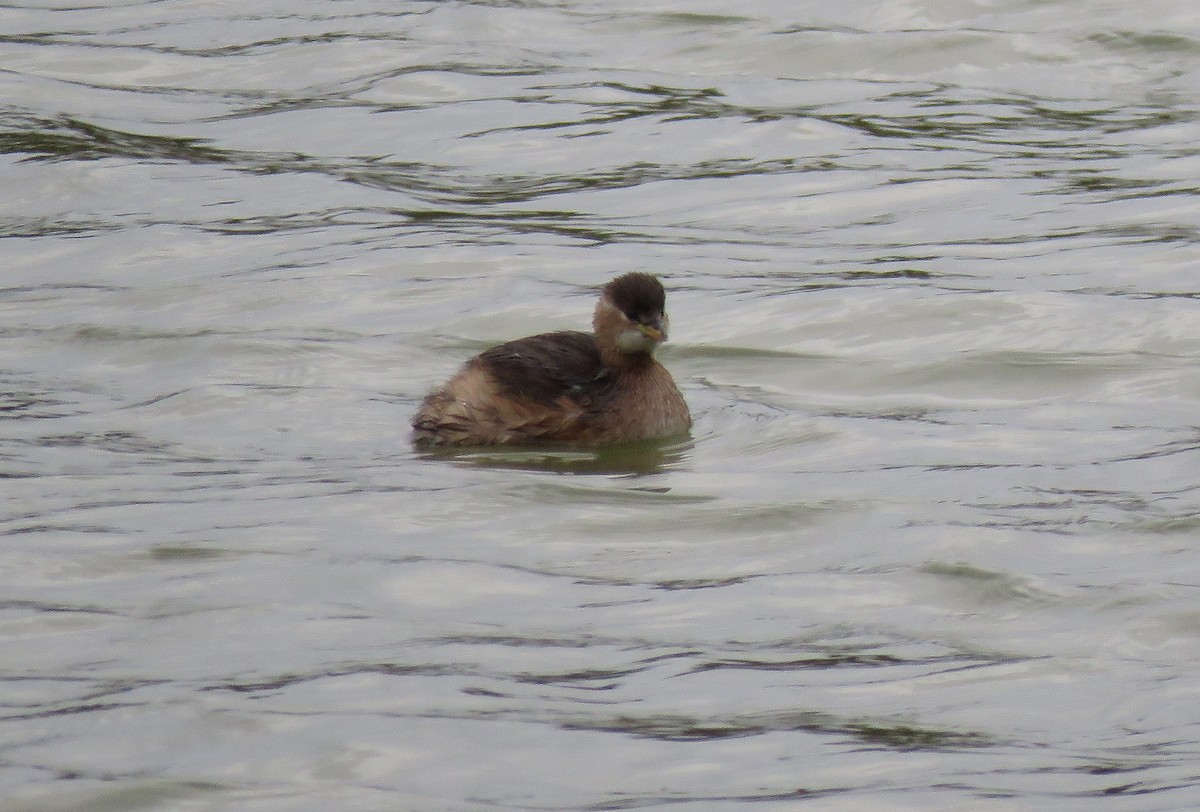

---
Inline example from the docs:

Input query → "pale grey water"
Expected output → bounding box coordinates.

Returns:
[3,1,1200,810]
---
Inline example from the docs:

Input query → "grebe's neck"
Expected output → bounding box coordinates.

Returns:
[601,345,656,375]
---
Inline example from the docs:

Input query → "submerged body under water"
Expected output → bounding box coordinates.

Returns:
[3,1,1200,810]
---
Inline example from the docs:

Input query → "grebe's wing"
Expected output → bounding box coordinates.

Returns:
[473,330,612,405]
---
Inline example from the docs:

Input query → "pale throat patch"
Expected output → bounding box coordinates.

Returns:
[617,328,656,353]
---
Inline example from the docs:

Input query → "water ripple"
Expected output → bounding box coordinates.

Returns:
[5,1,1200,809]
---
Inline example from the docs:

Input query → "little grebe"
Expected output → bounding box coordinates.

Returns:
[412,273,690,446]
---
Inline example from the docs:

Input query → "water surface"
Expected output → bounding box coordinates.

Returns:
[3,1,1200,810]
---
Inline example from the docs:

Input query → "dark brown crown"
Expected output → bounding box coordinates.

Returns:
[603,273,665,321]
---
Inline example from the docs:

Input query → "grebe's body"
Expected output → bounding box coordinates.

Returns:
[412,273,689,446]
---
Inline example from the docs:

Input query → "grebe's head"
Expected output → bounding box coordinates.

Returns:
[594,272,669,357]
